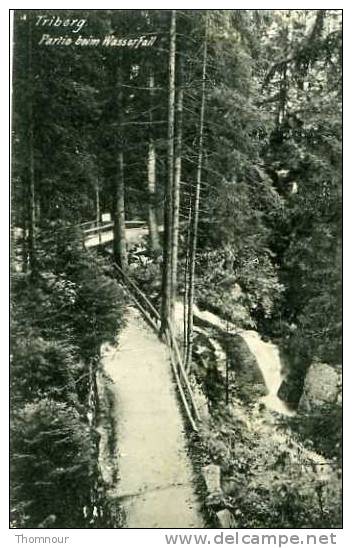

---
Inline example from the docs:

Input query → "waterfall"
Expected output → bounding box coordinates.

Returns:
[173,301,295,415]
[238,330,295,416]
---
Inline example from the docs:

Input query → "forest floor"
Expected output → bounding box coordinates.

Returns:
[99,306,204,528]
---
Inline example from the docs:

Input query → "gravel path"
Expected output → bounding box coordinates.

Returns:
[101,307,204,528]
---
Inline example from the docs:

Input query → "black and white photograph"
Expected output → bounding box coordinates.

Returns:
[9,8,342,531]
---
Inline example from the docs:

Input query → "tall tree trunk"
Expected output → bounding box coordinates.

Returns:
[147,69,160,252]
[113,61,128,270]
[96,183,101,243]
[170,58,183,322]
[183,193,192,358]
[277,25,289,128]
[185,16,208,371]
[27,17,36,277]
[113,150,127,270]
[28,123,36,272]
[161,9,176,333]
[21,201,28,273]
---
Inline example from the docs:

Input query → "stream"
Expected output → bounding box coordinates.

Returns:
[174,302,294,416]
[238,330,295,416]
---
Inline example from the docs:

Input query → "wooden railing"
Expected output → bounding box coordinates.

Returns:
[81,220,147,238]
[112,262,201,432]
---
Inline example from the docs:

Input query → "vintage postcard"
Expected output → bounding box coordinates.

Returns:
[9,8,342,535]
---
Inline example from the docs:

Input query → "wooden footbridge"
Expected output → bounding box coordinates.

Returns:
[81,219,150,249]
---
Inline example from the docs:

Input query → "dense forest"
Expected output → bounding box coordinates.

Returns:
[11,9,342,528]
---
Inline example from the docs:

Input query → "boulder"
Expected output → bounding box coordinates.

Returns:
[298,362,341,413]
[216,509,235,528]
[226,334,267,400]
[278,375,304,406]
[202,464,222,495]
[192,306,267,402]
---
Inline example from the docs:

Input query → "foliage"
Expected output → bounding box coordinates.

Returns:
[10,228,125,527]
[288,401,342,461]
[14,227,125,356]
[195,246,283,328]
[261,9,342,367]
[203,405,342,528]
[11,336,80,406]
[11,399,97,528]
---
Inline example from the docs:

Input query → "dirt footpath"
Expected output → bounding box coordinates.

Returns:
[101,307,204,528]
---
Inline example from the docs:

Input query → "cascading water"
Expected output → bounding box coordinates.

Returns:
[237,330,295,416]
[173,301,295,416]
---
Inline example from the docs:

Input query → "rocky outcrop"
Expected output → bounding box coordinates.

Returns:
[298,362,341,413]
[226,334,267,400]
[278,375,305,406]
[192,317,267,404]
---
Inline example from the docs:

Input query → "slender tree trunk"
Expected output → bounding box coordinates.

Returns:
[147,70,160,252]
[183,193,192,359]
[277,26,289,128]
[225,320,229,405]
[113,150,127,270]
[185,16,208,371]
[161,10,176,333]
[113,61,128,270]
[28,124,36,272]
[170,58,183,322]
[96,183,101,243]
[21,203,28,273]
[27,17,36,277]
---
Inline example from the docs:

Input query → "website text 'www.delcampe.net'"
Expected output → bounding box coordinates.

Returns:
[164,532,339,547]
